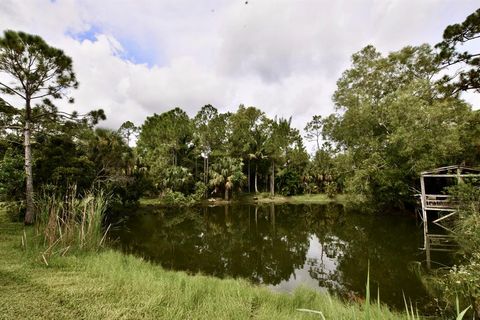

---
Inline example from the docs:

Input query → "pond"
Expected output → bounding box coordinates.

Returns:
[112,203,448,312]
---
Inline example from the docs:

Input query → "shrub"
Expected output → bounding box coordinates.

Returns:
[192,181,207,201]
[324,181,338,198]
[162,189,195,206]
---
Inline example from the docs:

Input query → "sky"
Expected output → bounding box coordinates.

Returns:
[0,0,478,151]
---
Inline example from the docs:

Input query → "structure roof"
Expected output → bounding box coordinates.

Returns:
[421,165,480,176]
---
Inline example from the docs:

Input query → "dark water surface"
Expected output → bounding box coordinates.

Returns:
[112,203,443,311]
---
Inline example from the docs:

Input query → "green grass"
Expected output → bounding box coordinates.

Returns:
[254,193,348,204]
[139,197,165,206]
[0,207,409,319]
[140,193,349,206]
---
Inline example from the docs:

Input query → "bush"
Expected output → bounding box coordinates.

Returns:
[192,181,207,201]
[324,181,338,198]
[276,169,303,196]
[162,189,195,206]
[106,171,153,206]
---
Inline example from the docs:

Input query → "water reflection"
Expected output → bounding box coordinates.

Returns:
[112,203,432,310]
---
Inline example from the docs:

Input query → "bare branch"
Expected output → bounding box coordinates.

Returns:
[0,81,26,99]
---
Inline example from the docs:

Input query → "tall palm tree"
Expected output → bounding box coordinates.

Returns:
[209,157,246,200]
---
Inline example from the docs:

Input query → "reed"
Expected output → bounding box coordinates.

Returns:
[34,186,109,257]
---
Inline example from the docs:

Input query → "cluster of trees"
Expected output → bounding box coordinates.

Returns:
[0,31,149,224]
[305,9,480,210]
[137,105,310,201]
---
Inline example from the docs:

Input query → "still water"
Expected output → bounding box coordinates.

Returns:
[112,203,439,311]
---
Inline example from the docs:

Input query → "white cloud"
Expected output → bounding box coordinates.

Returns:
[0,0,478,138]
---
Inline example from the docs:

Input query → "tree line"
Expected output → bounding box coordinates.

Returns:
[137,104,310,201]
[1,9,479,223]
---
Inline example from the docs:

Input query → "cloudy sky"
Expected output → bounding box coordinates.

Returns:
[0,0,478,149]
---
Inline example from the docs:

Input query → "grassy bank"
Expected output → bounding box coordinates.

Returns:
[253,193,348,204]
[0,208,408,320]
[140,193,348,207]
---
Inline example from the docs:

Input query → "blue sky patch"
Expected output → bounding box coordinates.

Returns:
[67,26,161,67]
[67,25,101,42]
[116,37,162,67]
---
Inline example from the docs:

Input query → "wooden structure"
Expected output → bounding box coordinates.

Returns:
[420,165,480,268]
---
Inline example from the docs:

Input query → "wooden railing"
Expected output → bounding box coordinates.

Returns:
[424,194,458,209]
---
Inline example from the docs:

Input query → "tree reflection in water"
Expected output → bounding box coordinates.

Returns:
[112,203,434,310]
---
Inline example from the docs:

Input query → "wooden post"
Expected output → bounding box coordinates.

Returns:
[420,175,428,249]
[421,174,432,269]
[457,167,463,184]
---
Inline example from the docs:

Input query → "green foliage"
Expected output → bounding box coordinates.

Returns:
[192,181,207,201]
[425,183,480,318]
[228,105,266,158]
[209,157,246,200]
[34,134,96,192]
[118,121,138,145]
[194,104,229,158]
[0,30,78,98]
[323,44,476,209]
[138,108,193,169]
[162,189,195,206]
[448,183,480,254]
[159,166,193,194]
[0,30,106,223]
[0,147,24,201]
[305,147,341,195]
[304,115,324,151]
[324,182,338,198]
[276,168,302,196]
[159,182,207,206]
[106,170,152,206]
[435,8,480,94]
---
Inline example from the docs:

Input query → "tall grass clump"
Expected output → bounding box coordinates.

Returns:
[34,186,110,256]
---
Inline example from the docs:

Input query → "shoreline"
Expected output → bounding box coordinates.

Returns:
[0,207,407,319]
[140,193,350,207]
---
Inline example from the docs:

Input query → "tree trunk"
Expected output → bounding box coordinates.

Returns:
[24,101,34,225]
[203,157,208,198]
[203,157,206,183]
[225,187,229,201]
[255,163,259,193]
[270,160,275,197]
